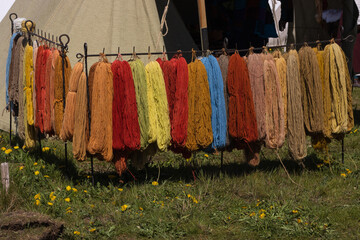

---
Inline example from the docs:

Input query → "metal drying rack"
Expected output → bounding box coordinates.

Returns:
[8,14,71,171]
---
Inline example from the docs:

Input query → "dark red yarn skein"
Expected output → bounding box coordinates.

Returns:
[112,60,141,152]
[227,53,258,145]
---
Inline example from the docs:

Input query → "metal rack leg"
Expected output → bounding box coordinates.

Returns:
[91,156,95,186]
[9,104,12,146]
[64,142,68,170]
[342,138,344,164]
[221,151,224,170]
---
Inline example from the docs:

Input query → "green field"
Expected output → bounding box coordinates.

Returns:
[0,89,360,239]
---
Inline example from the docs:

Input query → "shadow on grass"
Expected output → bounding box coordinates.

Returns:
[82,152,322,187]
[5,132,323,187]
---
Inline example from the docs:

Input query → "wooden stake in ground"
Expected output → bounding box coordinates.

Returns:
[1,162,10,193]
[197,0,209,51]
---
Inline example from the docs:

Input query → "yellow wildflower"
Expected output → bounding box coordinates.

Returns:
[323,159,330,164]
[35,200,40,206]
[50,195,56,201]
[204,154,209,158]
[34,193,41,200]
[73,231,80,235]
[44,175,49,178]
[34,171,40,176]
[118,188,123,192]
[48,202,53,206]
[139,207,143,211]
[22,145,26,150]
[346,169,352,174]
[66,186,71,191]
[340,173,347,178]
[152,181,159,186]
[65,198,70,202]
[121,204,128,211]
[90,204,95,208]
[14,146,19,149]
[33,162,38,166]
[4,149,12,154]
[66,210,72,214]
[84,190,88,193]
[185,184,191,187]
[1,147,6,151]
[87,175,91,179]
[259,209,266,213]
[249,212,256,217]
[72,188,78,192]
[292,210,299,214]
[187,194,191,198]
[19,166,24,170]
[259,213,266,219]
[89,228,96,233]
[297,218,302,223]
[42,147,50,152]
[193,199,199,204]
[256,202,261,207]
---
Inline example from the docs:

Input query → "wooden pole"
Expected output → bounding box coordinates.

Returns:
[197,0,209,51]
[1,163,10,193]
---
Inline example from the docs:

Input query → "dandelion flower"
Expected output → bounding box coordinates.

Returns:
[33,162,38,166]
[259,213,266,219]
[89,228,96,233]
[35,200,40,206]
[186,184,191,187]
[48,202,53,206]
[50,196,56,201]
[34,193,41,200]
[42,147,50,152]
[346,169,352,174]
[152,181,159,186]
[34,171,40,175]
[4,149,12,154]
[204,154,209,158]
[292,210,299,214]
[44,175,49,178]
[65,198,70,202]
[249,212,256,217]
[72,188,78,192]
[187,194,191,198]
[1,147,6,151]
[340,173,347,178]
[84,190,88,193]
[66,186,71,191]
[14,146,19,149]
[19,166,24,170]
[121,204,128,211]
[297,218,302,223]
[139,207,143,211]
[66,210,72,214]
[73,231,80,235]
[118,188,123,192]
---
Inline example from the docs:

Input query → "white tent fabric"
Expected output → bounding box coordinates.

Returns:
[0,0,165,131]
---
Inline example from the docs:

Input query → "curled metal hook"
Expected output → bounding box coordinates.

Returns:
[76,53,84,62]
[24,20,33,45]
[59,34,70,50]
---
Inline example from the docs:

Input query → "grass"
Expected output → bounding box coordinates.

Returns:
[0,89,360,239]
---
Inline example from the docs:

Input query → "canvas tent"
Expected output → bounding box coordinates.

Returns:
[0,0,196,132]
